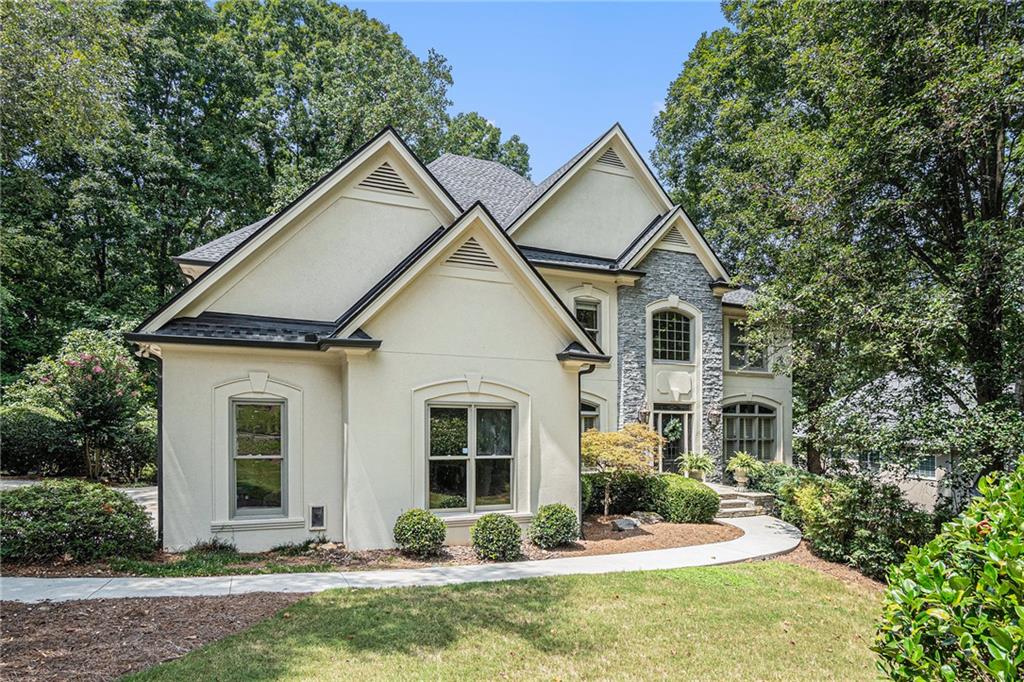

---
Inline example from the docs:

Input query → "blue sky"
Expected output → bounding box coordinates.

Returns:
[348,2,728,179]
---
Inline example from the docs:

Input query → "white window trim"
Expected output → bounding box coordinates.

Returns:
[646,297,702,368]
[411,377,531,519]
[427,403,516,513]
[211,374,304,527]
[573,297,601,347]
[725,317,770,374]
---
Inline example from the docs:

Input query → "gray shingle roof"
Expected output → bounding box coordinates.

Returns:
[722,287,755,307]
[151,312,335,344]
[426,154,534,226]
[518,246,620,271]
[176,218,268,263]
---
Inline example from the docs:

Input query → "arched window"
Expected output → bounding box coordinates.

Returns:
[651,310,692,362]
[580,401,599,432]
[723,403,776,461]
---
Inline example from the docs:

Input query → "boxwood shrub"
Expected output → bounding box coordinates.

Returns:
[875,462,1024,681]
[529,503,579,549]
[471,513,522,561]
[582,471,667,515]
[393,508,447,557]
[0,479,156,563]
[659,474,720,523]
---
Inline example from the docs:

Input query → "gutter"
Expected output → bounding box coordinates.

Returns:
[577,363,597,540]
[123,333,382,353]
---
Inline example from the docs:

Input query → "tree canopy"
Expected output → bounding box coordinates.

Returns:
[1,0,531,383]
[653,0,1024,486]
[439,112,532,177]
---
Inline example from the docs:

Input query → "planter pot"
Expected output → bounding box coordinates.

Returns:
[687,470,705,482]
[733,468,749,490]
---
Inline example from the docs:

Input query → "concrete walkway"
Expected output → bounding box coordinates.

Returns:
[0,515,800,603]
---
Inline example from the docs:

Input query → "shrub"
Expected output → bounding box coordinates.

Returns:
[581,475,594,512]
[102,407,157,484]
[581,424,663,515]
[0,403,80,476]
[529,503,579,548]
[658,474,720,523]
[582,471,666,516]
[749,462,809,497]
[875,462,1024,681]
[471,513,522,561]
[0,479,156,563]
[794,476,934,579]
[393,508,447,557]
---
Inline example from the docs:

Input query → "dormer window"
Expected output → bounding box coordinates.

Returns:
[652,310,691,362]
[574,299,600,345]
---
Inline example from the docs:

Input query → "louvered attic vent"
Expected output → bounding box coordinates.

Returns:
[596,147,626,169]
[658,226,690,249]
[357,162,414,195]
[445,237,496,269]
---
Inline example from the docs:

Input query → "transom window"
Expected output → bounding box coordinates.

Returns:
[428,405,513,511]
[574,299,600,345]
[580,401,599,432]
[231,400,286,517]
[728,319,767,371]
[723,403,776,462]
[652,310,692,362]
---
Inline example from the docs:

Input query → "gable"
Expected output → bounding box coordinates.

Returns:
[619,208,730,281]
[137,129,461,332]
[332,205,604,359]
[654,225,693,253]
[509,129,672,259]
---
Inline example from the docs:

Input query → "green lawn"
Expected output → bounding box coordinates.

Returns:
[129,562,882,681]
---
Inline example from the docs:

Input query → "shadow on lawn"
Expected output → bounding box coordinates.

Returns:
[198,577,590,679]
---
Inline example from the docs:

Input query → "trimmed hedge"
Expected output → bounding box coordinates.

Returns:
[0,479,156,563]
[471,513,522,561]
[581,475,594,513]
[659,475,720,523]
[529,503,579,549]
[582,471,666,515]
[393,508,447,557]
[0,403,80,476]
[875,462,1024,681]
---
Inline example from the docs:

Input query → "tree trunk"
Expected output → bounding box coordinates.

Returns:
[603,481,612,517]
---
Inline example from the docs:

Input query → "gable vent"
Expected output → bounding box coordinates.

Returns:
[445,237,496,269]
[357,162,414,195]
[657,226,690,249]
[596,147,626,170]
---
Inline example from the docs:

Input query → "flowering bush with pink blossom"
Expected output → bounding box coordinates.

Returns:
[7,329,147,480]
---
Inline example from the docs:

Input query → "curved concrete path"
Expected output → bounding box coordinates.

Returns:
[0,515,800,603]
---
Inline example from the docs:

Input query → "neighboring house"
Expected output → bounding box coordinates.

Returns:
[128,124,793,552]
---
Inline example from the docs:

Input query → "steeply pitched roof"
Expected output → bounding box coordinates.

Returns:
[426,154,534,226]
[176,218,267,264]
[722,287,756,307]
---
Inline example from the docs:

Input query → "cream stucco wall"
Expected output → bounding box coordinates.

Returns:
[343,255,583,550]
[514,167,662,259]
[160,346,344,552]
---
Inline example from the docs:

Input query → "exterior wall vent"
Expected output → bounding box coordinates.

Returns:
[357,162,415,196]
[656,225,690,250]
[445,237,497,269]
[596,147,627,170]
[309,505,326,530]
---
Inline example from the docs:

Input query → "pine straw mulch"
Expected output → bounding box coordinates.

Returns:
[0,593,307,682]
[768,540,886,592]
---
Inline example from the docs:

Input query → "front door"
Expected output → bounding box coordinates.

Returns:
[652,404,693,472]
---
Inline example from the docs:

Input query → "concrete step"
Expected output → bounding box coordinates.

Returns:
[716,506,764,518]
[718,498,754,510]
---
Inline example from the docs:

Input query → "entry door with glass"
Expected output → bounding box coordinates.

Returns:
[652,403,693,473]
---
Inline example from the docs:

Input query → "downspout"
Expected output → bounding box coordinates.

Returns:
[155,355,164,548]
[577,363,597,539]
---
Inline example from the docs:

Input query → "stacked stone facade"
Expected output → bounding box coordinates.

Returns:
[616,249,725,479]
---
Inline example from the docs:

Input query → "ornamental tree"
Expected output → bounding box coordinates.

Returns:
[9,328,145,479]
[582,423,663,516]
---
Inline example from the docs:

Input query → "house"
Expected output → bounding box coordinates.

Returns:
[128,124,793,552]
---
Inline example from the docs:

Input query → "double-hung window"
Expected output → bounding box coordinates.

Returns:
[728,319,767,371]
[428,405,513,511]
[652,310,692,362]
[580,401,600,432]
[232,400,286,517]
[574,299,600,345]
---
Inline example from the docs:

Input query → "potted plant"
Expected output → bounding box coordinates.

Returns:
[676,452,713,481]
[726,451,763,490]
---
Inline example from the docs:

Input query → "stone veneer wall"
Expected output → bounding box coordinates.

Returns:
[617,249,725,480]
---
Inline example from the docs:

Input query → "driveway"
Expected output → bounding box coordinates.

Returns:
[0,478,158,527]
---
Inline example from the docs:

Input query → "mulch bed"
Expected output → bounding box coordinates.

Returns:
[769,540,886,592]
[0,593,306,682]
[3,516,744,577]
